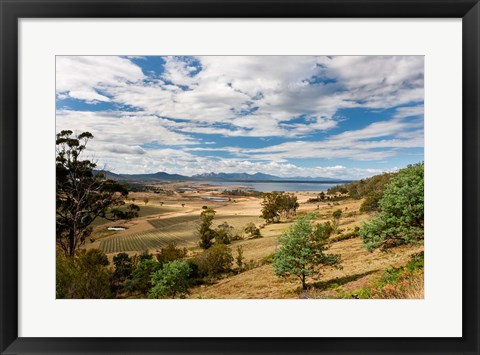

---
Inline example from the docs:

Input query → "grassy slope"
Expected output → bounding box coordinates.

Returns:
[188,238,423,299]
[188,198,423,299]
[88,190,424,299]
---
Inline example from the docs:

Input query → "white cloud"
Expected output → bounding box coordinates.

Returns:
[56,110,197,146]
[56,56,145,102]
[56,56,424,178]
[205,116,424,162]
[85,145,392,180]
[57,56,423,136]
[57,56,423,138]
[393,104,424,119]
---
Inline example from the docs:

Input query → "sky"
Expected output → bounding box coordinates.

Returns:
[55,55,424,180]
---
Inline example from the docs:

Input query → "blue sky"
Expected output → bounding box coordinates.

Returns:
[56,56,424,179]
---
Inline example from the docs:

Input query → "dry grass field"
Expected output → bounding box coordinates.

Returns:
[86,182,424,298]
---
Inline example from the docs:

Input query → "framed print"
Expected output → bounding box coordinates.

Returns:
[1,0,479,354]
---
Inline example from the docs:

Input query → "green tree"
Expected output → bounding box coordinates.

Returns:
[261,192,299,223]
[332,209,343,230]
[215,222,233,244]
[127,258,161,295]
[156,242,187,265]
[143,197,149,205]
[56,130,139,257]
[149,260,192,299]
[235,245,245,270]
[244,222,261,239]
[138,251,153,262]
[360,163,424,251]
[195,243,234,278]
[279,193,299,219]
[327,171,396,200]
[56,249,111,299]
[112,252,133,287]
[198,208,217,249]
[273,214,341,290]
[359,190,384,213]
[261,192,281,223]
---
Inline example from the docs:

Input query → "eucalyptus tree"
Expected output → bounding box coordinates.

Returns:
[56,130,139,257]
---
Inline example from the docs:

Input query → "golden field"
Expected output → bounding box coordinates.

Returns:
[85,182,424,299]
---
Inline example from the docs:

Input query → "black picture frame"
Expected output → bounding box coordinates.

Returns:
[1,1,479,354]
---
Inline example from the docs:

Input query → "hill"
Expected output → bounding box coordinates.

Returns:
[95,170,347,183]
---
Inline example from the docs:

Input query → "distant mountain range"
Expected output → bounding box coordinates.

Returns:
[191,172,345,182]
[96,170,188,181]
[95,170,348,183]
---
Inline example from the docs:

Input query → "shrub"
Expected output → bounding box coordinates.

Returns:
[359,190,384,213]
[235,245,245,270]
[138,251,154,262]
[149,260,192,299]
[195,243,233,278]
[244,259,257,271]
[407,251,424,271]
[222,189,263,197]
[127,258,161,295]
[360,163,424,251]
[156,242,187,265]
[260,253,275,265]
[215,222,233,244]
[244,222,262,239]
[112,252,133,289]
[56,249,111,299]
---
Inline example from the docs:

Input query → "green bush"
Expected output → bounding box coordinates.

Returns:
[272,214,341,290]
[156,242,187,265]
[56,249,111,299]
[138,251,154,262]
[328,171,397,200]
[260,253,275,265]
[406,251,424,272]
[215,222,233,244]
[112,252,133,291]
[235,246,245,270]
[126,258,161,294]
[360,163,424,251]
[149,260,192,299]
[195,243,233,278]
[360,190,384,213]
[244,222,262,239]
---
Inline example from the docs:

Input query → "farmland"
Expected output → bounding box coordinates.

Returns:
[99,216,200,253]
[98,213,263,253]
[90,205,178,227]
[81,178,424,299]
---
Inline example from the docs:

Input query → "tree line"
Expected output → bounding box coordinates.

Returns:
[327,171,399,213]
